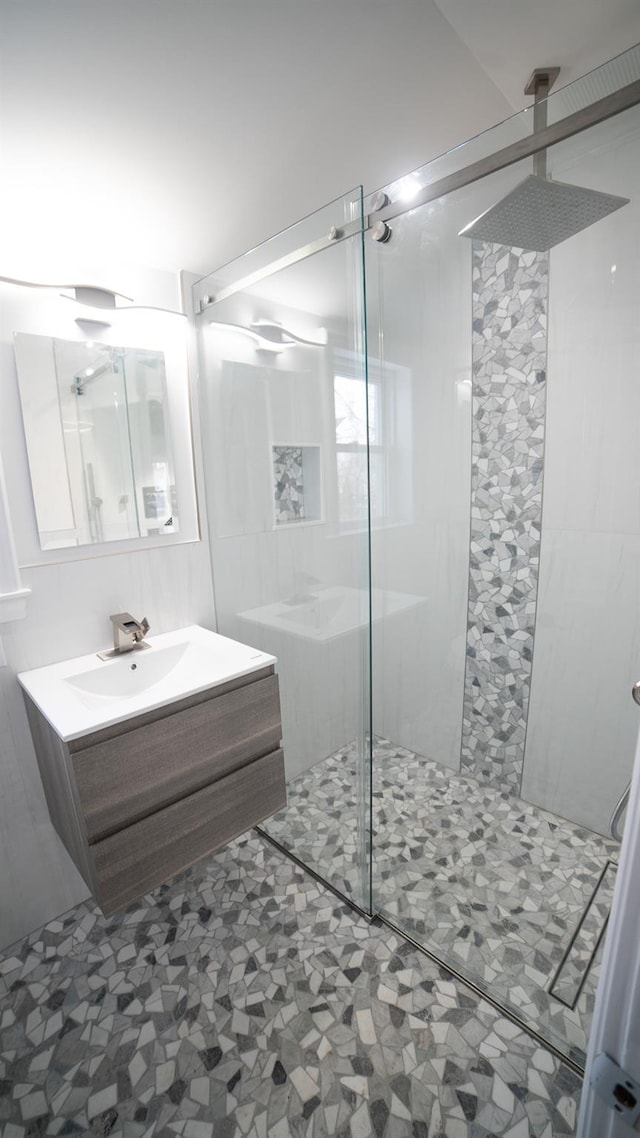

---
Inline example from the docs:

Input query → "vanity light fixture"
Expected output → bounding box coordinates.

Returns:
[0,276,187,318]
[0,276,131,307]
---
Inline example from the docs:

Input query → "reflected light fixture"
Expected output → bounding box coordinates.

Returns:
[251,320,327,348]
[75,317,113,332]
[208,319,327,353]
[396,176,421,202]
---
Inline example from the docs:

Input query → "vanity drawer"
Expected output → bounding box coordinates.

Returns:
[90,747,286,915]
[73,674,281,842]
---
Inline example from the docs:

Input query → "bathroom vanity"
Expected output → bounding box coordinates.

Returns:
[18,626,286,915]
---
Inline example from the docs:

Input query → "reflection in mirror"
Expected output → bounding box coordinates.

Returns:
[14,334,178,550]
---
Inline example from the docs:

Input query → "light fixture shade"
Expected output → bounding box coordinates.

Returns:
[209,319,327,353]
[0,275,186,318]
[0,275,131,305]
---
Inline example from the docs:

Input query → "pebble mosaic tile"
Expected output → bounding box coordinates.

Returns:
[460,242,549,792]
[263,737,618,1065]
[0,832,582,1137]
[272,446,305,524]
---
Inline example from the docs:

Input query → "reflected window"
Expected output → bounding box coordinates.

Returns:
[334,372,384,525]
[333,352,413,528]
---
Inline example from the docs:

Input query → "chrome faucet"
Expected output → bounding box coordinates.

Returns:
[97,613,150,660]
[286,572,321,605]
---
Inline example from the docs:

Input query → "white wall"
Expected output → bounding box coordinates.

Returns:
[0,267,215,951]
[522,111,640,835]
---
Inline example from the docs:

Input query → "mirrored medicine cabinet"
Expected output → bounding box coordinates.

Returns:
[13,331,199,554]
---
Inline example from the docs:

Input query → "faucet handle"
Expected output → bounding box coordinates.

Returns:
[109,612,150,641]
[100,613,150,658]
[110,612,139,632]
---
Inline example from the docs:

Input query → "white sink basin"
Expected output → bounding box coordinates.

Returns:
[239,585,427,643]
[18,625,276,740]
[66,642,190,700]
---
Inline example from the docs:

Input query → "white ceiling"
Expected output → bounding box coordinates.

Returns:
[1,0,639,281]
[434,0,640,107]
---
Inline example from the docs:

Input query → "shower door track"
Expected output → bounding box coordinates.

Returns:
[198,77,640,312]
[256,826,585,1077]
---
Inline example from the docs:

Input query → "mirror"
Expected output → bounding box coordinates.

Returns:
[14,333,182,550]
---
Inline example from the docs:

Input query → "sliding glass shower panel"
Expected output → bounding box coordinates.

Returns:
[366,49,640,1065]
[193,190,372,909]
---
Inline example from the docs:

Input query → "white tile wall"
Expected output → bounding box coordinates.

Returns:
[522,531,640,834]
[367,211,474,774]
[522,126,640,833]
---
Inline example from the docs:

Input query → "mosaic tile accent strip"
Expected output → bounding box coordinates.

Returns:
[263,737,618,1065]
[272,446,305,524]
[460,242,549,792]
[0,833,582,1138]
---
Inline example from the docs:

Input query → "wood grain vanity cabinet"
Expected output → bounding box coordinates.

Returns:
[23,665,286,915]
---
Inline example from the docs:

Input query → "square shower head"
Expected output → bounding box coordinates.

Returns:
[458,174,629,251]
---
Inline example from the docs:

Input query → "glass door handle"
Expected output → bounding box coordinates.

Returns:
[633,680,640,707]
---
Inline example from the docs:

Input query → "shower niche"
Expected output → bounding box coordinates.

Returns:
[272,444,322,527]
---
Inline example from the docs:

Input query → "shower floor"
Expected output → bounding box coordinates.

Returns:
[262,737,619,1065]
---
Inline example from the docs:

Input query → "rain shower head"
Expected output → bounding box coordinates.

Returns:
[458,173,629,251]
[458,64,630,251]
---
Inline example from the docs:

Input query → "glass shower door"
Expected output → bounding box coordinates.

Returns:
[365,49,640,1065]
[192,190,373,911]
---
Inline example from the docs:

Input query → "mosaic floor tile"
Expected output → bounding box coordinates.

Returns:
[0,833,581,1137]
[263,736,618,1065]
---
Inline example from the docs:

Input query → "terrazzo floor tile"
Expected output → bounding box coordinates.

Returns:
[0,833,582,1137]
[263,737,618,1065]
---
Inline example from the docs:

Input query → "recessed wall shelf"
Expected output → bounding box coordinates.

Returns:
[272,444,322,527]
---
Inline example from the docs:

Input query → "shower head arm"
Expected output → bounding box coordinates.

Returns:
[525,67,561,179]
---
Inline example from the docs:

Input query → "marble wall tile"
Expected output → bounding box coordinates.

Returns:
[460,243,548,791]
[543,196,640,537]
[522,529,640,834]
